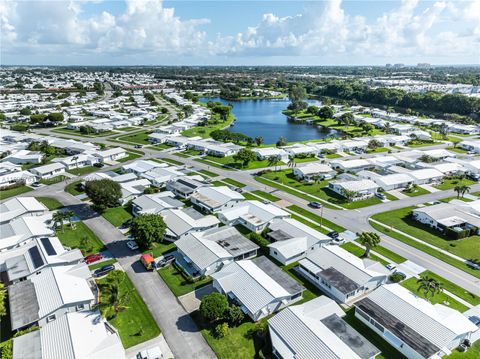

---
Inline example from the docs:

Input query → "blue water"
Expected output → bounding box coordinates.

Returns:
[200,97,338,144]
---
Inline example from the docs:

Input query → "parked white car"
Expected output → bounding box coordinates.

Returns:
[132,346,163,359]
[126,240,139,250]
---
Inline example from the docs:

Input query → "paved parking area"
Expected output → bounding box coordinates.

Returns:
[178,284,215,313]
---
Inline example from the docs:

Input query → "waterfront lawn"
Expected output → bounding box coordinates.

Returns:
[371,207,480,262]
[182,113,234,138]
[64,180,84,196]
[57,222,106,255]
[36,197,64,210]
[259,170,382,209]
[435,178,475,190]
[0,185,33,200]
[101,206,132,227]
[400,276,469,312]
[97,271,160,348]
[158,265,211,297]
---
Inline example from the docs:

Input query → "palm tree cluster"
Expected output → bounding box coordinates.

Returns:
[454,184,471,199]
[268,155,282,171]
[52,210,75,232]
[287,155,296,168]
[416,276,443,302]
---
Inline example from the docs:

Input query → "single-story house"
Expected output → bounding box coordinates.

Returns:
[140,166,185,187]
[293,163,336,181]
[217,200,290,232]
[52,154,98,169]
[412,201,480,238]
[254,147,289,162]
[0,214,54,251]
[330,159,374,173]
[298,246,389,304]
[166,176,208,199]
[162,207,220,241]
[355,284,478,359]
[267,217,331,265]
[12,310,125,359]
[8,263,95,330]
[92,147,127,162]
[29,162,66,179]
[0,197,48,225]
[121,160,167,175]
[4,150,44,165]
[132,191,184,216]
[328,179,379,201]
[268,296,380,359]
[212,256,305,321]
[119,178,152,205]
[407,168,444,185]
[282,144,318,157]
[175,226,259,277]
[458,140,480,153]
[191,186,245,213]
[359,171,414,191]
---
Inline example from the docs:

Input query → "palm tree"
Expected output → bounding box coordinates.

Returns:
[98,271,131,319]
[268,155,281,172]
[383,122,392,134]
[343,189,358,203]
[255,136,263,147]
[72,155,79,169]
[287,155,296,168]
[454,184,471,198]
[358,232,381,258]
[64,210,76,229]
[417,276,443,302]
[312,175,322,192]
[52,212,66,233]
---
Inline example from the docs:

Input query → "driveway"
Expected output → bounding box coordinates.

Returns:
[178,284,216,313]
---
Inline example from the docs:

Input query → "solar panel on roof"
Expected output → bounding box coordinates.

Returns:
[28,247,44,269]
[40,237,57,256]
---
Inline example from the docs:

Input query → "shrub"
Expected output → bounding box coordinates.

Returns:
[389,272,405,283]
[214,322,229,338]
[227,305,244,326]
[199,293,229,323]
[249,232,270,248]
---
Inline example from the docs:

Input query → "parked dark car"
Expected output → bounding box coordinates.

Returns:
[157,254,175,268]
[134,145,143,149]
[31,182,41,187]
[93,162,104,168]
[93,264,115,277]
[327,231,339,239]
[309,201,322,209]
[375,193,386,200]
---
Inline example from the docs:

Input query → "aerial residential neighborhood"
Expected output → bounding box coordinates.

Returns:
[1,1,479,359]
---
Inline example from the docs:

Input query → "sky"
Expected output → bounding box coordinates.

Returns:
[1,0,479,66]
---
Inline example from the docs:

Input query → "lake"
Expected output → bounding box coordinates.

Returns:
[200,97,339,144]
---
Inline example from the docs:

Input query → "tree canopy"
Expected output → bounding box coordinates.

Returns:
[233,148,256,167]
[130,214,167,248]
[85,179,122,210]
[199,292,229,322]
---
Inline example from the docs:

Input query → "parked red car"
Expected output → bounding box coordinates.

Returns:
[84,253,104,264]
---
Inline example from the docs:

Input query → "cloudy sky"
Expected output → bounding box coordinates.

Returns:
[1,0,479,65]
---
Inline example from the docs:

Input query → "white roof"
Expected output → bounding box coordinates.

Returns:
[219,200,289,225]
[0,197,47,223]
[296,163,334,176]
[331,159,371,169]
[192,186,244,209]
[268,217,330,243]
[30,162,65,175]
[408,168,444,180]
[333,179,379,192]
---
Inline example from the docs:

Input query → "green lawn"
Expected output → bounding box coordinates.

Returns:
[192,312,269,359]
[0,185,33,200]
[101,206,133,227]
[221,178,246,188]
[400,276,469,312]
[158,265,212,297]
[97,271,160,348]
[408,140,440,148]
[343,310,406,359]
[36,197,64,210]
[67,166,98,176]
[116,151,143,163]
[447,146,469,154]
[88,258,117,271]
[144,241,177,258]
[340,242,389,266]
[293,156,318,163]
[401,186,431,197]
[182,113,234,138]
[258,170,382,209]
[286,204,345,233]
[251,190,280,202]
[366,147,389,154]
[152,143,173,150]
[435,178,475,190]
[325,153,342,159]
[365,244,406,264]
[198,169,219,177]
[116,131,152,145]
[446,340,480,359]
[371,206,480,261]
[417,270,480,306]
[56,221,105,255]
[64,180,84,196]
[369,221,480,279]
[198,155,283,170]
[157,158,183,166]
[40,175,68,185]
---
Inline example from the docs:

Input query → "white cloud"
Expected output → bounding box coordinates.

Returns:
[219,0,479,62]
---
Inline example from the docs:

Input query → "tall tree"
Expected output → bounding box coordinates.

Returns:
[85,179,122,211]
[200,293,229,323]
[52,211,66,233]
[98,271,131,319]
[417,276,443,302]
[255,136,264,147]
[130,214,167,248]
[268,155,282,171]
[233,148,256,168]
[358,232,381,258]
